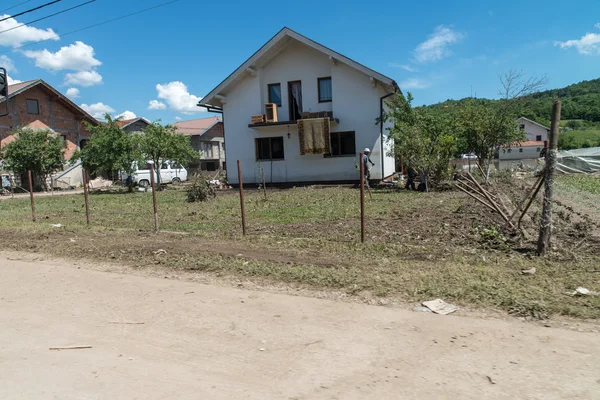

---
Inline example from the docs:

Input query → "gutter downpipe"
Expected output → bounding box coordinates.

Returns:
[379,89,397,180]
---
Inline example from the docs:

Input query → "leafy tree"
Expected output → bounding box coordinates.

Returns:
[457,70,547,179]
[0,128,64,190]
[384,92,457,191]
[73,114,142,179]
[138,121,198,185]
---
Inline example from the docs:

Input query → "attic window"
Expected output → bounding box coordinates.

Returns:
[519,124,525,130]
[318,77,332,102]
[268,83,281,107]
[26,99,39,115]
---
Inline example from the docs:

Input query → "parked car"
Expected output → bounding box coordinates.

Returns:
[460,153,478,159]
[124,161,188,187]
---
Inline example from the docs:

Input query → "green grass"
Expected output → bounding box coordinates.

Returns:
[559,129,600,150]
[0,185,599,319]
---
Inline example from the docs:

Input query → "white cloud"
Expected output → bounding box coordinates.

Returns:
[414,25,464,63]
[388,63,418,72]
[65,87,80,99]
[399,78,431,90]
[148,99,166,110]
[155,81,205,114]
[175,116,182,120]
[116,110,136,120]
[7,75,22,85]
[0,55,16,72]
[64,70,103,87]
[22,41,101,71]
[595,23,600,29]
[0,15,58,47]
[81,102,115,119]
[555,32,600,55]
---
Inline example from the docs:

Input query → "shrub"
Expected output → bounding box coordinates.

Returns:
[186,175,216,202]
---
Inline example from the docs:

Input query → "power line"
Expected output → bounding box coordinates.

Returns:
[0,0,62,23]
[0,0,33,14]
[1,0,181,55]
[0,0,96,35]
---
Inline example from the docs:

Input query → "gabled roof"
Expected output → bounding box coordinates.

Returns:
[2,79,99,125]
[518,116,550,131]
[173,116,223,137]
[199,27,400,108]
[115,117,150,129]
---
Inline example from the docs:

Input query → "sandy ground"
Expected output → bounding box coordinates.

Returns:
[1,255,599,400]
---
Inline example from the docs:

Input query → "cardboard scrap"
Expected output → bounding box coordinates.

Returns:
[422,299,458,315]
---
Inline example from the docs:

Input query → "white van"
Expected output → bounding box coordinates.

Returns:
[126,161,188,187]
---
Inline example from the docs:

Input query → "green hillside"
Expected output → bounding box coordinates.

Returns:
[424,77,600,149]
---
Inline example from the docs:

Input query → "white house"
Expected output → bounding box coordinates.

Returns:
[517,117,550,143]
[498,140,545,160]
[198,27,399,184]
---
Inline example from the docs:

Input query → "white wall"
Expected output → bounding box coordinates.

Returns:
[499,145,544,160]
[222,39,396,184]
[519,118,549,142]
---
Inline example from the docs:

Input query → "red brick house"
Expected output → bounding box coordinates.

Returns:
[0,79,98,159]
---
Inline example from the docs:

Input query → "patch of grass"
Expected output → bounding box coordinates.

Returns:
[0,185,599,319]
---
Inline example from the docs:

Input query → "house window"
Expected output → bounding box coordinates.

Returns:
[318,77,332,102]
[519,124,525,130]
[519,148,524,153]
[202,142,213,158]
[536,147,541,152]
[327,131,355,157]
[26,99,39,115]
[536,135,542,141]
[507,148,512,153]
[268,83,282,107]
[256,137,284,160]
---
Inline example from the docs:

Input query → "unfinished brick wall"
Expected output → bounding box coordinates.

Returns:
[0,85,93,159]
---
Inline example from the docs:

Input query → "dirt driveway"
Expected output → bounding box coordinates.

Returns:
[1,254,599,400]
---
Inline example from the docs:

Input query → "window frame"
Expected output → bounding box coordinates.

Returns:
[536,135,542,141]
[317,77,332,103]
[26,99,39,115]
[255,137,285,161]
[267,83,282,107]
[325,131,356,158]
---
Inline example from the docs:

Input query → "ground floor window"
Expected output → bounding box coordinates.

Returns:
[327,131,356,157]
[256,137,284,160]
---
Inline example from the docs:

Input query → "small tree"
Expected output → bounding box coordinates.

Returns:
[384,92,457,191]
[1,128,64,190]
[138,122,198,185]
[74,114,141,180]
[458,70,547,180]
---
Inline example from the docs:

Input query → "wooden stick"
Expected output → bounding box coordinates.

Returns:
[509,174,545,223]
[49,345,92,350]
[468,172,514,228]
[518,176,545,229]
[109,321,145,325]
[461,174,498,200]
[455,183,497,212]
[359,152,365,243]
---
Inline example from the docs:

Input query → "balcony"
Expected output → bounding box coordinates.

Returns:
[248,111,339,129]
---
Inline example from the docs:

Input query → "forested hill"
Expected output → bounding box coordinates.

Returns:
[424,77,600,126]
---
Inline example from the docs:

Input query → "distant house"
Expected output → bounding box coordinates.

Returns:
[198,27,399,184]
[518,117,550,143]
[173,116,225,171]
[0,79,98,158]
[498,140,545,160]
[0,79,98,188]
[115,117,150,133]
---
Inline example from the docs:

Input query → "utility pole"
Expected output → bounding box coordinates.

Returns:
[537,100,561,255]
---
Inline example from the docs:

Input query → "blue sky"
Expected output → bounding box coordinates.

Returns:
[1,0,599,122]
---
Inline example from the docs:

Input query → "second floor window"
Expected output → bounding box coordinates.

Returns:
[26,99,39,115]
[318,77,332,102]
[268,83,281,107]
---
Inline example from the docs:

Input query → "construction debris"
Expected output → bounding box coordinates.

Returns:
[521,267,536,275]
[49,345,92,351]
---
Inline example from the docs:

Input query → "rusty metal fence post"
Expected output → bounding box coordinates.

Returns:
[82,169,90,225]
[149,163,159,233]
[28,170,36,222]
[359,152,365,243]
[237,160,246,235]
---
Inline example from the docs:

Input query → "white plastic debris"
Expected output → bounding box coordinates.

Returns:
[51,224,63,228]
[153,249,167,255]
[422,299,458,315]
[572,287,590,296]
[521,267,536,275]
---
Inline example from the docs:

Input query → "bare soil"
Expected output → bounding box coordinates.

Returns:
[2,253,599,400]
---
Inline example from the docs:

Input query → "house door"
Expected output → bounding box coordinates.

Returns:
[288,81,303,121]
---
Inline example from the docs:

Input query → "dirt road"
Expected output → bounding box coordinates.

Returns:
[1,255,599,399]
